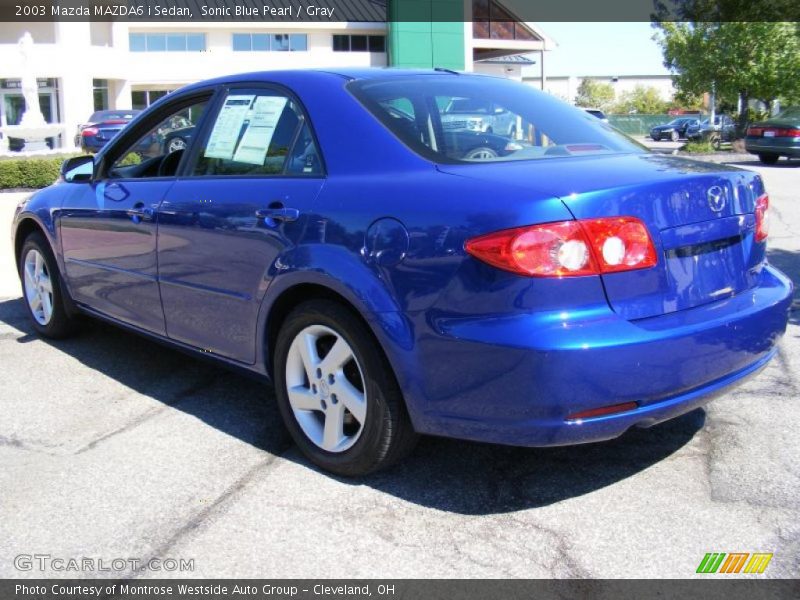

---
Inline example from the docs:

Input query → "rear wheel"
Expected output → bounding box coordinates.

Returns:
[273,300,417,476]
[671,130,679,142]
[758,153,780,165]
[18,233,79,339]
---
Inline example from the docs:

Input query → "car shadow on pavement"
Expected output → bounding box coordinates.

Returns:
[0,297,705,515]
[767,248,800,326]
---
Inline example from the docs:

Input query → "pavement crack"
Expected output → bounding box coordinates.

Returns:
[127,448,291,579]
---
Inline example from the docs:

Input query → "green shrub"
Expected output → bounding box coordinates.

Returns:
[681,140,718,154]
[0,154,82,190]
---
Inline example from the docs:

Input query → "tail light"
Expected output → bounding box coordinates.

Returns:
[465,216,657,277]
[747,127,763,137]
[81,127,99,137]
[755,194,769,242]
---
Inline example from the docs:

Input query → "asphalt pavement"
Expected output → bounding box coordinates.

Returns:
[1,156,798,579]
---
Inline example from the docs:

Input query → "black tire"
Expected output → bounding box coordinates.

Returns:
[18,232,79,339]
[758,153,780,165]
[710,133,722,150]
[671,130,679,142]
[273,299,418,476]
[651,135,660,141]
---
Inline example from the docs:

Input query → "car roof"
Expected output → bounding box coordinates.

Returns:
[174,67,472,94]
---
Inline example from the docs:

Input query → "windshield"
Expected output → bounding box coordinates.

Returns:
[349,75,645,163]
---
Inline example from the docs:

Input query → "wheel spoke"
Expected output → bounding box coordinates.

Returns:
[298,331,321,375]
[322,404,345,451]
[287,385,319,412]
[34,252,43,278]
[319,337,354,374]
[40,291,53,322]
[39,274,53,294]
[29,293,42,313]
[334,378,367,424]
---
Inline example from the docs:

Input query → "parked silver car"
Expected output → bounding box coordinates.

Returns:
[439,97,518,136]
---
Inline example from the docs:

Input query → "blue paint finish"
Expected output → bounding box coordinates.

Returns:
[12,69,794,450]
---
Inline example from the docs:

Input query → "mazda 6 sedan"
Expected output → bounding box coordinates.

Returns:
[12,69,793,476]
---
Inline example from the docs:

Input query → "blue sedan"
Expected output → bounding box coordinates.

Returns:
[12,70,792,475]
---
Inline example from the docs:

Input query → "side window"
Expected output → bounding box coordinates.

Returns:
[109,100,208,179]
[194,90,317,176]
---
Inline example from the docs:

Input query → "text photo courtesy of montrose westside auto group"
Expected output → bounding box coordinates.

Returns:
[0,0,799,598]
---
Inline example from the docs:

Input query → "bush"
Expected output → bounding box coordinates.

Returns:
[681,140,718,154]
[0,154,81,190]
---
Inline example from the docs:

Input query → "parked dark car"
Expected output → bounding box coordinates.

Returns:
[649,117,699,141]
[745,107,800,164]
[77,109,142,153]
[13,69,792,476]
[583,108,609,123]
[686,115,736,148]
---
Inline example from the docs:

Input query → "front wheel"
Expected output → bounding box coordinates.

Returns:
[19,233,79,338]
[758,153,780,165]
[273,300,417,476]
[671,130,679,142]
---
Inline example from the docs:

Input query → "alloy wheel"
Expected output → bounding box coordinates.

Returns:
[23,248,54,325]
[284,324,367,453]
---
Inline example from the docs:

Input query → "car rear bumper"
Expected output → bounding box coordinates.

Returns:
[406,265,793,447]
[745,138,800,157]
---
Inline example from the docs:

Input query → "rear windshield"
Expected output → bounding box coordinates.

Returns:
[90,111,139,122]
[348,75,644,163]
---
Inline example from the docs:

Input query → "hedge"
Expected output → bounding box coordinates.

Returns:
[0,154,81,190]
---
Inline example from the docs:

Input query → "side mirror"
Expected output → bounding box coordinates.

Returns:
[61,155,94,183]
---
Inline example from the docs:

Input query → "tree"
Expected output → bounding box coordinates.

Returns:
[653,20,800,133]
[574,79,615,111]
[613,85,670,114]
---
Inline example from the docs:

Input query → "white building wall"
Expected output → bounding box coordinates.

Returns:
[0,21,387,149]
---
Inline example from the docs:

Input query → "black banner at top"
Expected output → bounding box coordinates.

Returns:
[1,0,799,22]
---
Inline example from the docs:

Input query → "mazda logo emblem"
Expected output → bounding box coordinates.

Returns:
[707,185,726,212]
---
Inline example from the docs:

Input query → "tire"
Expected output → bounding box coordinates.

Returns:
[18,232,79,339]
[671,130,679,142]
[273,299,417,476]
[651,135,660,141]
[710,133,722,150]
[758,153,780,165]
[463,146,498,160]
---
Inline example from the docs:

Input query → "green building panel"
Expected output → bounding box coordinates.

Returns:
[388,0,465,70]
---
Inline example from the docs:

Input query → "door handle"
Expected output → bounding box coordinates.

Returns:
[127,202,155,223]
[256,206,300,222]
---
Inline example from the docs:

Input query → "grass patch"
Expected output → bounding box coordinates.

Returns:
[0,154,82,190]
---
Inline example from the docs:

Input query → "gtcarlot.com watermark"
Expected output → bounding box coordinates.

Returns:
[14,553,194,573]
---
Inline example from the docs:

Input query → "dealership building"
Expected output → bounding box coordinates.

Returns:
[0,0,553,151]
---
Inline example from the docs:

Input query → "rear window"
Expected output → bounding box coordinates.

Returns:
[349,76,643,163]
[90,110,139,122]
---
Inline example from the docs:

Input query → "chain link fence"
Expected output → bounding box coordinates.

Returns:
[608,114,673,136]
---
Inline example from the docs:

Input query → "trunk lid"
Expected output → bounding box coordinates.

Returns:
[440,154,766,320]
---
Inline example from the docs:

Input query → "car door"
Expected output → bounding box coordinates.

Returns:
[59,92,214,334]
[157,85,325,363]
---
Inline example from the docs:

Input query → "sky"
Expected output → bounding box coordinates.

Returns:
[521,22,671,78]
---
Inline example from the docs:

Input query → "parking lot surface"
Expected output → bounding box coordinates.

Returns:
[1,157,798,579]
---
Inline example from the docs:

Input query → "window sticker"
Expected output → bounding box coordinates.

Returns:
[204,95,254,160]
[232,95,289,166]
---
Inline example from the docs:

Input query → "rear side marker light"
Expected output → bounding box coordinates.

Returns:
[566,401,638,422]
[465,216,657,277]
[755,194,769,242]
